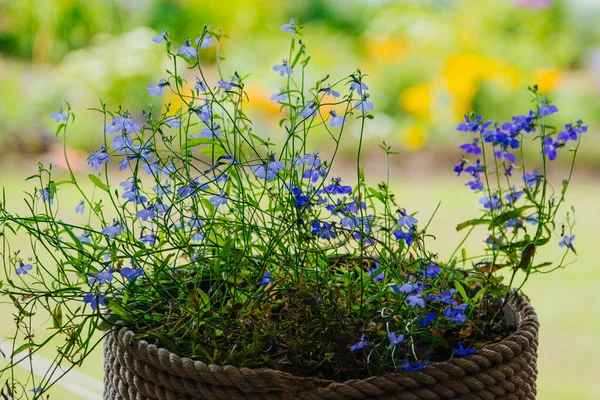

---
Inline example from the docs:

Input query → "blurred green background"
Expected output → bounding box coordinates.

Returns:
[0,0,599,398]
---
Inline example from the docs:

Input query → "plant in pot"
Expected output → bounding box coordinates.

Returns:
[0,21,583,400]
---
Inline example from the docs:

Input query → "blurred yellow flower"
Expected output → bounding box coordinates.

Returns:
[366,37,406,65]
[244,84,282,115]
[532,68,563,92]
[399,83,432,119]
[402,123,428,150]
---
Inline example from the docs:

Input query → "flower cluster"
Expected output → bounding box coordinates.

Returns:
[0,22,582,396]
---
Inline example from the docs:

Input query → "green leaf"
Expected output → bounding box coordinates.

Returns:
[456,218,492,231]
[454,280,468,302]
[290,44,305,68]
[52,304,63,329]
[88,175,109,192]
[12,342,36,357]
[184,137,213,149]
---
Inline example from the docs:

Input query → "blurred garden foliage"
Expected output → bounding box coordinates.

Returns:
[1,0,599,162]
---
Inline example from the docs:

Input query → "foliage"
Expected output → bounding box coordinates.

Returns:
[0,21,582,398]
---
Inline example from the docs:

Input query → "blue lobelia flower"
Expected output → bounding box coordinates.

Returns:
[102,220,122,239]
[258,271,274,286]
[280,18,297,34]
[77,231,92,243]
[559,234,576,253]
[299,101,317,119]
[90,267,114,285]
[539,99,558,117]
[321,84,340,98]
[270,88,288,104]
[398,208,418,228]
[324,178,352,195]
[136,205,156,222]
[423,263,440,278]
[329,110,346,128]
[196,34,213,49]
[420,313,437,327]
[495,149,516,164]
[459,138,482,155]
[394,228,416,245]
[210,192,228,208]
[479,195,501,210]
[543,136,563,161]
[152,29,167,43]
[50,107,68,123]
[444,303,468,324]
[388,331,405,346]
[195,77,208,92]
[120,267,145,281]
[523,170,542,187]
[218,78,238,91]
[16,262,33,275]
[177,178,210,198]
[406,294,425,308]
[140,232,157,246]
[195,103,213,124]
[75,200,85,214]
[83,293,106,310]
[147,79,168,97]
[197,122,221,139]
[273,59,292,76]
[87,146,110,170]
[367,266,385,281]
[350,75,368,95]
[354,96,374,113]
[311,220,337,240]
[39,187,54,204]
[453,341,477,357]
[350,334,371,351]
[466,178,484,192]
[251,158,285,181]
[106,115,139,134]
[178,38,197,59]
[165,116,181,128]
[400,359,423,371]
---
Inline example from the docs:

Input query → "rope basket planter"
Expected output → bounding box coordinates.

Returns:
[103,294,539,400]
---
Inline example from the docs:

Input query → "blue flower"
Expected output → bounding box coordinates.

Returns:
[457,114,483,132]
[83,293,106,310]
[120,267,145,281]
[311,220,337,240]
[495,150,516,164]
[423,263,440,278]
[321,84,340,98]
[350,334,371,351]
[87,146,110,170]
[218,78,238,91]
[106,115,139,134]
[539,99,558,117]
[329,110,345,128]
[559,234,576,253]
[273,60,292,76]
[102,221,122,239]
[367,266,384,281]
[557,121,587,143]
[251,158,285,181]
[444,303,468,324]
[258,271,274,286]
[91,267,114,285]
[147,79,168,97]
[280,18,297,34]
[388,331,405,346]
[177,178,210,198]
[112,134,133,154]
[428,289,456,305]
[210,192,228,208]
[50,107,68,123]
[136,205,156,222]
[195,34,213,49]
[459,138,482,155]
[178,38,197,59]
[75,200,85,214]
[270,88,288,104]
[420,313,437,327]
[354,96,374,113]
[406,294,425,308]
[400,358,423,371]
[523,170,542,187]
[324,178,352,195]
[39,187,54,204]
[195,77,208,92]
[302,166,327,183]
[453,341,477,357]
[152,29,167,43]
[398,209,418,228]
[77,231,92,243]
[350,75,368,95]
[393,228,415,245]
[466,178,484,192]
[479,194,501,210]
[197,122,221,139]
[140,232,157,246]
[299,101,317,119]
[504,186,524,204]
[165,116,181,128]
[16,262,33,275]
[543,136,562,161]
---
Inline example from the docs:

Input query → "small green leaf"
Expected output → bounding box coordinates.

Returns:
[12,342,36,357]
[88,175,109,192]
[456,218,492,231]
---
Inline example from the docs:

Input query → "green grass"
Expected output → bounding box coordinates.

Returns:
[1,169,598,399]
